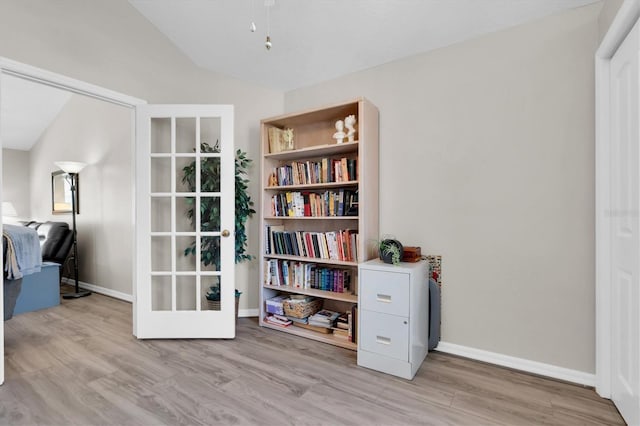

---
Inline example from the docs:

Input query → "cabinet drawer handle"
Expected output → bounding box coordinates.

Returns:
[376,294,392,303]
[376,336,391,345]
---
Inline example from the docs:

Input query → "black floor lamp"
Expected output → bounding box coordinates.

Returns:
[55,161,91,299]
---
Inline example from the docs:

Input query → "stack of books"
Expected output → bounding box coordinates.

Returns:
[308,309,340,328]
[264,314,292,327]
[332,312,350,341]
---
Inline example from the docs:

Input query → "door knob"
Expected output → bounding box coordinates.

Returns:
[222,229,231,237]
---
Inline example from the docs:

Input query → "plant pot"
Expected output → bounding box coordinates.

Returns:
[379,239,403,265]
[206,295,240,320]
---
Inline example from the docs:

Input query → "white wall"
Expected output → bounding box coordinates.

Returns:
[0,0,284,309]
[1,148,29,221]
[285,3,604,373]
[29,94,132,295]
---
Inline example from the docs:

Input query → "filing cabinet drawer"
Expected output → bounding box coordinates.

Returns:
[360,309,409,361]
[360,269,409,316]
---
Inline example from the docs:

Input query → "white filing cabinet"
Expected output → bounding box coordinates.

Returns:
[358,259,429,379]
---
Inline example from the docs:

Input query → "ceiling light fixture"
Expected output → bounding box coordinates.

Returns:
[265,0,274,50]
[249,0,256,32]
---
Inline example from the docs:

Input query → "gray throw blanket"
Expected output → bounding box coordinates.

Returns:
[3,224,42,280]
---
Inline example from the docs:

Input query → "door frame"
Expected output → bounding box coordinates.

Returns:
[596,0,640,398]
[0,57,146,384]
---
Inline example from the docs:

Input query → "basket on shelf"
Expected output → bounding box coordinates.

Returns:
[283,297,322,319]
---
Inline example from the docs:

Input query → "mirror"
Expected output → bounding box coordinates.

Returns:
[51,171,79,214]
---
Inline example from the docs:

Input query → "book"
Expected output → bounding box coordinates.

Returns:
[304,232,315,258]
[351,305,358,343]
[296,231,307,257]
[309,309,340,328]
[282,261,290,286]
[332,328,349,340]
[265,314,292,327]
[337,189,345,216]
[268,127,283,154]
[269,259,280,286]
[321,158,329,183]
[341,158,349,182]
[286,315,308,324]
[267,225,284,254]
[272,313,290,322]
[302,192,311,217]
[263,260,271,286]
[336,311,349,328]
[347,158,357,181]
[293,262,303,288]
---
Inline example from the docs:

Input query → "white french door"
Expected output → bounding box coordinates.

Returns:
[609,19,640,426]
[135,104,236,339]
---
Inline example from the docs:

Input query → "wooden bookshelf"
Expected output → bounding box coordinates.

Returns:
[259,98,379,351]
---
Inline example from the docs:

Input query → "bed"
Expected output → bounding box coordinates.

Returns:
[3,224,42,320]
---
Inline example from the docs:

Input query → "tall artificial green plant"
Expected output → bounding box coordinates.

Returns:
[182,142,256,271]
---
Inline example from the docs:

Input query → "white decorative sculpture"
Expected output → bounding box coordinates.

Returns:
[283,128,294,151]
[333,120,346,144]
[345,115,357,142]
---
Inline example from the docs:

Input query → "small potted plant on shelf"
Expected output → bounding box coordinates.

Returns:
[182,141,256,310]
[378,238,403,265]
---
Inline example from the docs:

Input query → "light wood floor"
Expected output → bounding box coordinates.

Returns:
[0,292,624,426]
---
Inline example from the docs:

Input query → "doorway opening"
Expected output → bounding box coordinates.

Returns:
[0,57,145,384]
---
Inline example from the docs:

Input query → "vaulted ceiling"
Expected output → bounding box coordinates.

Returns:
[1,1,602,150]
[1,75,71,151]
[130,0,600,91]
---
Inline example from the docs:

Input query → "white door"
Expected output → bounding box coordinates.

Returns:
[135,104,236,339]
[610,19,640,426]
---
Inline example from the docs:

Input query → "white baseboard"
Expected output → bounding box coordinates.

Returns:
[55,282,596,383]
[239,308,259,318]
[61,277,133,303]
[436,341,595,387]
[63,278,260,318]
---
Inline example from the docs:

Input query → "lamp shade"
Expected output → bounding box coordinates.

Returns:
[55,161,87,174]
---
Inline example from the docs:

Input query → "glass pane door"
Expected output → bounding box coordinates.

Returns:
[136,105,235,338]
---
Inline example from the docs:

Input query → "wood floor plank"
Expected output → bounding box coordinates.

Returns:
[0,292,624,426]
[87,371,188,425]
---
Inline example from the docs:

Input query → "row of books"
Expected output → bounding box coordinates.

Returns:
[270,189,358,217]
[264,259,352,292]
[269,157,357,187]
[265,225,359,262]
